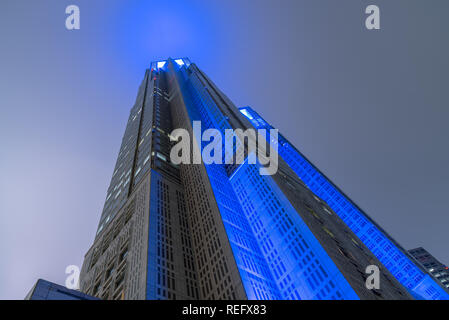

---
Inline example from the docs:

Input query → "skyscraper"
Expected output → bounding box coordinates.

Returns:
[409,247,449,290]
[79,58,448,300]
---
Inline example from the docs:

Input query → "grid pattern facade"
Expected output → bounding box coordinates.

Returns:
[230,161,358,299]
[409,247,449,290]
[239,106,449,300]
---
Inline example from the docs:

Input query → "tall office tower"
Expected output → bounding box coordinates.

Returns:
[79,58,446,300]
[409,248,449,290]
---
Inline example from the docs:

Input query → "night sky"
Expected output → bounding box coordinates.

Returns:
[1,0,448,299]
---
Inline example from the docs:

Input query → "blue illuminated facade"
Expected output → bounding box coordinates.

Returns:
[170,59,369,299]
[173,63,282,299]
[229,159,359,299]
[238,106,449,300]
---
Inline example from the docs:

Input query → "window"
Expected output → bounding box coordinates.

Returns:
[93,283,100,295]
[157,153,167,161]
[240,109,253,119]
[120,249,128,262]
[106,267,114,279]
[115,274,124,288]
[175,59,185,66]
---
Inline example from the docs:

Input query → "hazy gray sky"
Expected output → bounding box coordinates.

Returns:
[1,0,448,299]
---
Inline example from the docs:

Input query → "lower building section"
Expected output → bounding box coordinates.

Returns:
[230,161,358,299]
[146,170,198,299]
[80,177,150,300]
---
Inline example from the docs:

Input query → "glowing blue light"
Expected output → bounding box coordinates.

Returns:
[176,70,358,300]
[178,71,282,299]
[175,59,185,67]
[240,109,253,120]
[230,158,359,300]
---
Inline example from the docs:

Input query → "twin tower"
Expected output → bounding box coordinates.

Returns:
[79,58,448,300]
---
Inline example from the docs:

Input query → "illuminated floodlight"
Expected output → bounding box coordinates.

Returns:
[157,61,166,69]
[240,108,253,119]
[175,59,185,67]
